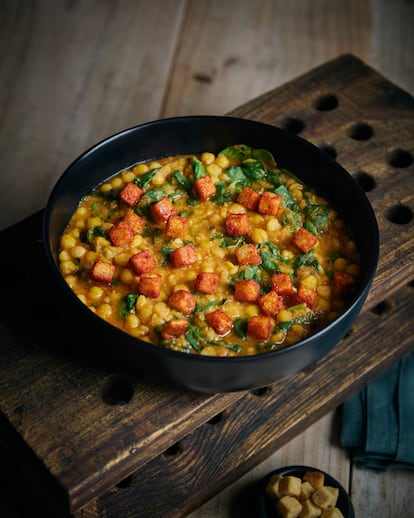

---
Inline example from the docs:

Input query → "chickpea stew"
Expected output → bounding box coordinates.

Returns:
[59,145,360,356]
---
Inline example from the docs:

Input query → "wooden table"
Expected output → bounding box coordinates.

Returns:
[1,55,414,517]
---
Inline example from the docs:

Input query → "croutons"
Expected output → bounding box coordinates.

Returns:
[225,213,250,236]
[237,186,260,210]
[303,471,325,490]
[311,487,339,509]
[205,309,233,335]
[276,495,303,518]
[271,272,295,296]
[165,215,188,238]
[119,182,144,206]
[332,272,354,297]
[194,175,216,201]
[320,509,344,518]
[123,210,145,235]
[150,196,177,222]
[169,244,198,268]
[293,227,318,253]
[300,498,323,517]
[137,273,162,298]
[247,315,272,341]
[161,319,188,340]
[109,220,134,247]
[258,191,282,216]
[265,474,283,500]
[129,249,157,274]
[90,260,115,285]
[296,286,317,308]
[167,290,195,316]
[234,279,260,302]
[235,243,262,266]
[279,476,302,498]
[195,272,219,294]
[258,290,284,316]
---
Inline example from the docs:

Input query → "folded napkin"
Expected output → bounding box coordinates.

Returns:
[340,352,414,471]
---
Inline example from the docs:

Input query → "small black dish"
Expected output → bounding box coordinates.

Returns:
[258,465,355,518]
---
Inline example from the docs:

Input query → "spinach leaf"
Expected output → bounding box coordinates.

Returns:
[173,170,192,191]
[134,168,159,188]
[234,318,248,339]
[241,160,266,182]
[118,293,139,318]
[259,241,284,274]
[293,251,320,271]
[192,159,206,180]
[219,235,246,248]
[251,148,277,168]
[211,181,232,205]
[274,185,298,210]
[85,225,107,243]
[219,144,252,161]
[305,204,330,232]
[185,323,203,351]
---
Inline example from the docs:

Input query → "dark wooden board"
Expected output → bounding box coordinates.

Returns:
[1,55,413,517]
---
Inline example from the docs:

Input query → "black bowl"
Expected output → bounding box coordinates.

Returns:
[258,465,355,517]
[43,115,379,393]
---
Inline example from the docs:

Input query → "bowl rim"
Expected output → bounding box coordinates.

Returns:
[43,114,380,364]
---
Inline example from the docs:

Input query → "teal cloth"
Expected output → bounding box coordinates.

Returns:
[340,352,414,471]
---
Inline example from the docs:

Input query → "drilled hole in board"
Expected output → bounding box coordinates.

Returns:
[385,204,413,225]
[281,117,305,134]
[101,375,134,405]
[163,441,183,457]
[354,171,376,192]
[115,474,134,490]
[347,122,373,141]
[319,144,337,159]
[386,148,413,168]
[207,412,224,425]
[250,386,270,397]
[408,279,414,289]
[313,94,338,111]
[371,300,393,316]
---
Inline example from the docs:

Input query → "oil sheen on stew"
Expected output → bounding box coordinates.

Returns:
[59,145,360,356]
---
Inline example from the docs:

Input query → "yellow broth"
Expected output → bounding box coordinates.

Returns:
[59,145,360,356]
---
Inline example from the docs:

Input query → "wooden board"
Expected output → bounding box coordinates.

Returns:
[1,55,414,517]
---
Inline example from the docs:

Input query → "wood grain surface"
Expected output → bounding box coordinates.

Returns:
[1,2,414,517]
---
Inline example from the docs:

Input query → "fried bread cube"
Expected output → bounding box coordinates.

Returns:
[194,175,216,201]
[299,498,322,518]
[247,315,272,341]
[296,286,317,309]
[170,244,198,268]
[303,471,325,490]
[293,227,318,253]
[90,260,115,285]
[234,279,260,302]
[129,249,157,274]
[258,290,284,316]
[119,182,144,206]
[258,191,282,216]
[150,196,177,222]
[123,210,145,235]
[205,309,233,335]
[265,474,283,500]
[237,187,260,210]
[167,290,195,316]
[235,243,262,266]
[225,213,250,236]
[332,271,354,297]
[161,319,188,340]
[137,273,162,298]
[165,215,188,238]
[279,476,302,497]
[299,481,316,502]
[276,495,303,518]
[311,486,339,509]
[195,272,219,294]
[271,273,295,296]
[109,220,134,247]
